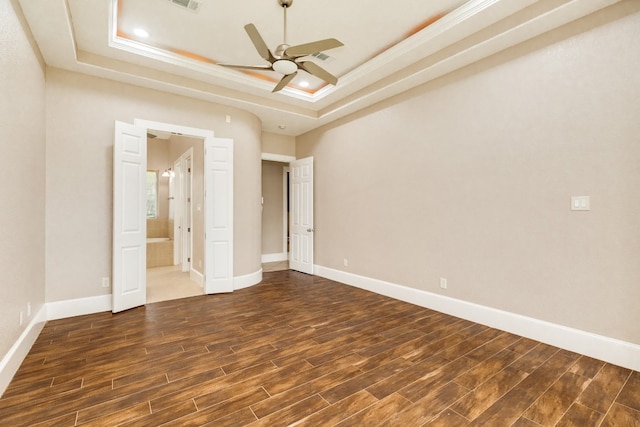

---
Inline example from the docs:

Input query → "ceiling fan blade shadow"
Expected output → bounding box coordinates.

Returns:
[218,64,273,71]
[299,61,338,85]
[244,24,276,63]
[272,72,297,93]
[285,39,344,57]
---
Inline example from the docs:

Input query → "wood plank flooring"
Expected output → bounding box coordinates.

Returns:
[1,270,639,426]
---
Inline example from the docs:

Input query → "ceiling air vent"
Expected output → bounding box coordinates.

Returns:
[311,51,335,63]
[167,0,201,12]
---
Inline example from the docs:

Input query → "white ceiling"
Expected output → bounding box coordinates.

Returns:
[18,0,621,135]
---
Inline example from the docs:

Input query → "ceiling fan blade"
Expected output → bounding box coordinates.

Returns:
[218,64,273,71]
[299,61,338,86]
[272,72,297,93]
[244,24,275,63]
[285,38,344,57]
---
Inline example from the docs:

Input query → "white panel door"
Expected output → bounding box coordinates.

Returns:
[204,137,234,293]
[290,157,314,274]
[113,121,147,312]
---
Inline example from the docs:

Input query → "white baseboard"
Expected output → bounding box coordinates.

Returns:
[190,268,204,287]
[0,306,47,397]
[1,269,265,396]
[46,294,112,320]
[45,268,263,321]
[235,268,263,290]
[314,265,640,372]
[262,253,288,263]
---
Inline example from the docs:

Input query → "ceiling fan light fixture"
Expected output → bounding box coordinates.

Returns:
[272,59,297,75]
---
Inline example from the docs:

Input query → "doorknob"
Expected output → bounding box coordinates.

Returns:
[306,228,315,232]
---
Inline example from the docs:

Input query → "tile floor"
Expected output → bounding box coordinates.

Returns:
[3,270,638,426]
[146,265,203,303]
[263,260,290,272]
[147,261,290,303]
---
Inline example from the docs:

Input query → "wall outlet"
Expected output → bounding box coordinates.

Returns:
[102,277,110,288]
[571,196,590,211]
[343,258,349,267]
[440,277,448,290]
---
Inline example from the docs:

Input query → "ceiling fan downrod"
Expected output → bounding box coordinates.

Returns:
[276,0,293,58]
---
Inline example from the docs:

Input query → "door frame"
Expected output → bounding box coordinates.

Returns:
[178,149,193,273]
[114,119,234,310]
[282,166,289,258]
[135,119,233,293]
[172,157,181,265]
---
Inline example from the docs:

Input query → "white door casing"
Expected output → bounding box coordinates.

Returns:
[182,152,193,273]
[114,119,235,313]
[289,157,314,274]
[204,137,234,293]
[112,121,147,313]
[172,158,182,265]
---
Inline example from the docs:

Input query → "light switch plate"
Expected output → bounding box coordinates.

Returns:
[571,196,590,211]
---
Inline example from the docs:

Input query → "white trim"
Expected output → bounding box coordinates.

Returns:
[282,166,289,258]
[133,119,214,139]
[0,268,261,395]
[0,307,47,397]
[262,253,288,263]
[190,268,204,287]
[314,265,640,372]
[234,269,263,291]
[47,295,112,320]
[261,153,296,163]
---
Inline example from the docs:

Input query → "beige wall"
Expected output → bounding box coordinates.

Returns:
[262,161,286,255]
[0,1,46,363]
[45,68,262,302]
[297,3,640,345]
[262,132,296,157]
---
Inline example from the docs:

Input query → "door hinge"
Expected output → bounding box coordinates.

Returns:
[188,227,191,232]
[188,167,191,173]
[188,257,191,263]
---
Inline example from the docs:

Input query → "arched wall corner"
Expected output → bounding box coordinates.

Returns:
[133,118,263,287]
[235,269,263,291]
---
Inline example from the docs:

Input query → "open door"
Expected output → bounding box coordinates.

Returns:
[112,121,147,312]
[204,137,234,293]
[290,157,314,274]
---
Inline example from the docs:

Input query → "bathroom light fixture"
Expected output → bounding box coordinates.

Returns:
[162,168,174,177]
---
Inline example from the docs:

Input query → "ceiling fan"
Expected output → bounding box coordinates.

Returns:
[219,0,344,92]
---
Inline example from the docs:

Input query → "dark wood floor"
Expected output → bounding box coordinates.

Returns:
[1,270,639,426]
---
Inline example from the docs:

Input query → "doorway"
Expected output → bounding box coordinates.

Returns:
[146,132,202,303]
[261,160,290,272]
[113,120,234,313]
[260,156,314,275]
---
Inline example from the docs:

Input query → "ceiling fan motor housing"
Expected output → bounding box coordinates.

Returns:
[274,43,289,59]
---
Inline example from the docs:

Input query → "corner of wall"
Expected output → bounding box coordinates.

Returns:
[0,306,47,397]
